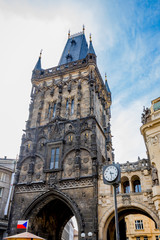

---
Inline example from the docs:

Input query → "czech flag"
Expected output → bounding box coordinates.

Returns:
[17,220,28,229]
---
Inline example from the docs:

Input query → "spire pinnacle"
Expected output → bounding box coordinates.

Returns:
[40,49,43,58]
[68,29,70,39]
[89,33,92,42]
[83,25,85,34]
[105,73,107,81]
[105,73,111,93]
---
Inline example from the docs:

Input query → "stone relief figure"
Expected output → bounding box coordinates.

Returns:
[141,106,151,124]
[151,165,159,186]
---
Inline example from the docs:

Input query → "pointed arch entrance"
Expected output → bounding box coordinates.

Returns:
[22,190,83,240]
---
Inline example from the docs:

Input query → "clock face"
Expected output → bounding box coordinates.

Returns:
[104,165,118,182]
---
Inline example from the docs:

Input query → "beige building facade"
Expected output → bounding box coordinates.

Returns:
[125,214,160,240]
[98,97,160,240]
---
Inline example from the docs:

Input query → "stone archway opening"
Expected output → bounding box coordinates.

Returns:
[106,207,159,240]
[24,193,80,240]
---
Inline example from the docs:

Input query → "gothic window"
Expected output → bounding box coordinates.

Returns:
[50,147,60,169]
[156,236,159,240]
[48,103,51,118]
[66,99,69,112]
[52,103,56,118]
[68,135,73,143]
[123,181,130,193]
[134,180,141,193]
[0,188,2,197]
[135,220,143,230]
[71,99,74,115]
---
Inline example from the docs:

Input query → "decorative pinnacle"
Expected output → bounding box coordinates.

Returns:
[68,29,70,38]
[89,33,92,42]
[105,73,107,81]
[40,49,43,58]
[83,25,85,34]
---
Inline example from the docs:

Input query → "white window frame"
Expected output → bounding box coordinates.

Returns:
[135,220,143,230]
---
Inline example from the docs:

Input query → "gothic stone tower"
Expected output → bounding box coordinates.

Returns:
[9,30,112,240]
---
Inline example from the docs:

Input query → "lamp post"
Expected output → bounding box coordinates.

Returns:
[103,163,121,240]
[113,184,120,240]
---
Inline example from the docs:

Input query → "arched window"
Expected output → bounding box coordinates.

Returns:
[71,99,74,115]
[52,103,56,118]
[66,99,69,111]
[134,180,141,193]
[123,181,130,193]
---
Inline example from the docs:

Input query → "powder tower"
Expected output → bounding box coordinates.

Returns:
[9,29,112,240]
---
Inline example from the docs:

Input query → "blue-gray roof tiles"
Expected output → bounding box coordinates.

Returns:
[58,32,95,66]
[33,56,42,71]
[88,40,96,55]
[105,79,111,93]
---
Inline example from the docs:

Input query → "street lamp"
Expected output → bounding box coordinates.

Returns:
[103,163,121,240]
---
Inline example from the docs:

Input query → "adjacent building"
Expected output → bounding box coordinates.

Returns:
[0,157,16,240]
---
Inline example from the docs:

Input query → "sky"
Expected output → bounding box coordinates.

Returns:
[0,0,160,163]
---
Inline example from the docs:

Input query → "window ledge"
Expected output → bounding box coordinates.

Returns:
[44,168,62,173]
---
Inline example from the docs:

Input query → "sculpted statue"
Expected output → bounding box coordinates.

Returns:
[141,106,151,124]
[151,165,159,186]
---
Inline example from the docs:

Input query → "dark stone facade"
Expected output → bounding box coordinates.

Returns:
[9,32,112,240]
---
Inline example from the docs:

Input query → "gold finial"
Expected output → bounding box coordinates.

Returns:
[89,33,92,42]
[68,29,70,39]
[40,49,43,58]
[105,73,107,81]
[83,25,85,34]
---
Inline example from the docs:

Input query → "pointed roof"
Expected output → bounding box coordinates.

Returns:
[88,34,96,55]
[33,51,42,71]
[4,232,45,240]
[58,32,88,65]
[105,74,111,93]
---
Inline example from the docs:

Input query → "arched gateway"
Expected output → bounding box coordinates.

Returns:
[22,190,83,240]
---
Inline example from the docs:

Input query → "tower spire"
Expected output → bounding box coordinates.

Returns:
[33,50,42,71]
[88,33,96,55]
[68,29,70,39]
[105,73,111,93]
[83,25,85,34]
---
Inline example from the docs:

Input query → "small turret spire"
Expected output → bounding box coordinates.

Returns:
[105,73,107,81]
[68,29,70,39]
[33,50,42,71]
[83,25,85,34]
[105,73,111,93]
[88,34,96,55]
[40,49,43,58]
[89,33,92,42]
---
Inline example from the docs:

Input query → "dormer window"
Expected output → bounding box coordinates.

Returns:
[71,38,76,45]
[66,53,72,62]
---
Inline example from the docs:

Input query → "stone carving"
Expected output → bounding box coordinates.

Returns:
[151,165,159,186]
[122,195,131,205]
[141,106,151,124]
[16,184,46,193]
